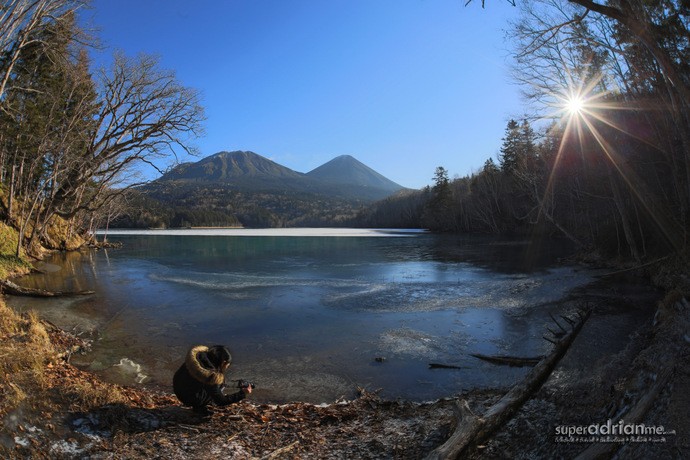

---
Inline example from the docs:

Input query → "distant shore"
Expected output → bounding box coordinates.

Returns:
[94,227,426,237]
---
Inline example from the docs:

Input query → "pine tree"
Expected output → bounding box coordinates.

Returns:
[422,166,455,231]
[499,119,521,173]
[482,158,499,174]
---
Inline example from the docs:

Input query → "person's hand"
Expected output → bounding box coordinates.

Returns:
[242,385,252,395]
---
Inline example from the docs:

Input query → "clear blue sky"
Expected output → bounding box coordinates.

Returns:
[82,0,524,189]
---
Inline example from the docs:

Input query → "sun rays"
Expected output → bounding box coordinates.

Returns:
[540,69,683,252]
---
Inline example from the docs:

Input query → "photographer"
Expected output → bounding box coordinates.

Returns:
[173,345,253,416]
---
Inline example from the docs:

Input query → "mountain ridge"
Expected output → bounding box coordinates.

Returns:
[154,150,406,199]
[123,150,409,228]
[159,150,305,182]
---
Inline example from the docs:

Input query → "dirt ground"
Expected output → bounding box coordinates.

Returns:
[2,275,689,459]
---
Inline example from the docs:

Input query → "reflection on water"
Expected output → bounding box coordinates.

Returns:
[8,232,595,403]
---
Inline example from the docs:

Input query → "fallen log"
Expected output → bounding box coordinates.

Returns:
[469,353,543,367]
[0,279,95,297]
[426,309,591,460]
[429,363,464,370]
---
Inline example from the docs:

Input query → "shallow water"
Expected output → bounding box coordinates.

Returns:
[8,229,598,403]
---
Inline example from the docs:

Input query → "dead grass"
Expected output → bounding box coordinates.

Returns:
[0,294,21,334]
[42,214,86,251]
[0,301,54,417]
[0,224,32,280]
[62,378,128,412]
[1,296,131,406]
[0,222,19,255]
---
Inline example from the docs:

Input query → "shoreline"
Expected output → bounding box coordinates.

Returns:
[6,237,600,405]
[1,251,689,457]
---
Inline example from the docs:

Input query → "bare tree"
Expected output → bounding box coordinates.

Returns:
[48,52,205,221]
[2,12,204,254]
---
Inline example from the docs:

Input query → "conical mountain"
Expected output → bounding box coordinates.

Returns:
[306,155,404,193]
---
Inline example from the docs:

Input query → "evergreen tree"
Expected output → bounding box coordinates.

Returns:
[499,119,537,175]
[482,157,499,174]
[519,120,536,160]
[0,12,100,252]
[499,119,521,173]
[422,166,456,231]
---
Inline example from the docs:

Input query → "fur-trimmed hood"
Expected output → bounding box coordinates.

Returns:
[185,345,227,386]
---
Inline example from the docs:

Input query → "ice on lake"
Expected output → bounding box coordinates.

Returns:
[9,231,599,403]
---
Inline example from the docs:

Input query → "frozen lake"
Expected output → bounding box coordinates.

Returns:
[8,229,596,403]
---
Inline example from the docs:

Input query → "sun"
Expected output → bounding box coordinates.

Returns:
[565,94,585,116]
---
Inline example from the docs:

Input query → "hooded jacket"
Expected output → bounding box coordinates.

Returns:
[173,345,245,408]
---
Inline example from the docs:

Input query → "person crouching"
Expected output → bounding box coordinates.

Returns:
[173,344,252,416]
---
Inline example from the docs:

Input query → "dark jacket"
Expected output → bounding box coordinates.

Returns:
[173,345,245,409]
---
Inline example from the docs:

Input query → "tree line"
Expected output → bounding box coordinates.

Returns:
[0,0,203,255]
[358,0,690,262]
[1,0,689,265]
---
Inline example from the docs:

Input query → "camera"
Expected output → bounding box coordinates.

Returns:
[236,380,256,390]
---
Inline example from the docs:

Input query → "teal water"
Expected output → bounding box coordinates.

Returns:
[8,230,595,403]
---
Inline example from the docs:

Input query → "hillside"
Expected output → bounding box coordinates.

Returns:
[158,151,305,188]
[117,151,409,228]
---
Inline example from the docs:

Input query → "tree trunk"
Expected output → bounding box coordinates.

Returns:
[608,170,640,261]
[426,310,590,460]
[0,279,94,297]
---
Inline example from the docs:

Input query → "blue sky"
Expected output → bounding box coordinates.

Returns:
[83,0,524,189]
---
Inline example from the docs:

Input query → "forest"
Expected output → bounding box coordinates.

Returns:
[357,0,690,262]
[1,0,689,266]
[0,0,204,257]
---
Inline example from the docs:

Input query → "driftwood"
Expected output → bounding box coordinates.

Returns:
[426,309,591,460]
[0,279,95,297]
[469,353,543,367]
[429,363,464,370]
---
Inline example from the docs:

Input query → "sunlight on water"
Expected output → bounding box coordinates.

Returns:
[8,232,598,403]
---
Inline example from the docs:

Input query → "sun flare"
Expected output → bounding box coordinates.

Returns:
[565,94,585,116]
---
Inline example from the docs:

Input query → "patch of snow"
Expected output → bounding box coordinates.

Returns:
[14,426,44,447]
[50,439,92,456]
[72,414,110,438]
[14,436,29,447]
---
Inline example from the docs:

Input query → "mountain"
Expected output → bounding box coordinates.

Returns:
[121,150,409,228]
[154,150,405,199]
[306,155,403,193]
[158,151,306,189]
